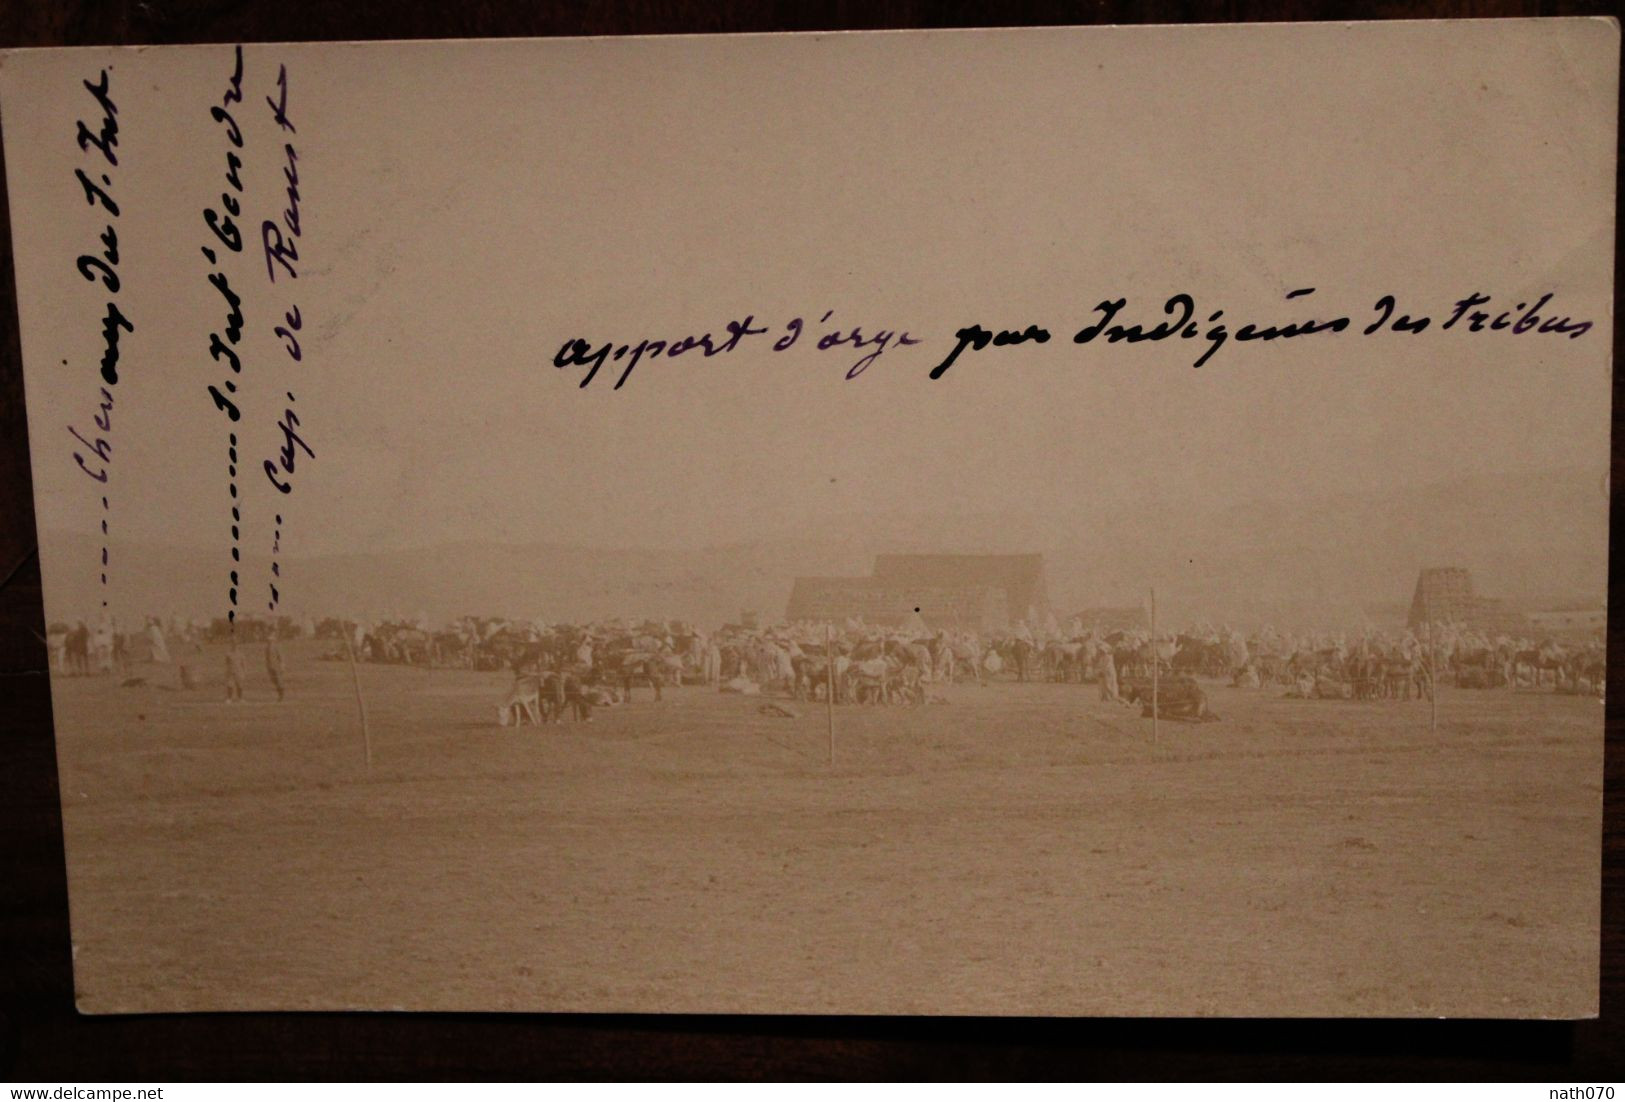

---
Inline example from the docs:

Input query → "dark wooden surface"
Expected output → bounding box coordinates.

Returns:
[2,0,1622,1081]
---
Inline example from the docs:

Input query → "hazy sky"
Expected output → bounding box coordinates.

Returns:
[7,22,1615,580]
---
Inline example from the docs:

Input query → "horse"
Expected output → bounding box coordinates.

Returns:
[949,639,985,684]
[1042,641,1086,683]
[1172,635,1230,679]
[1252,652,1288,686]
[614,652,666,701]
[496,675,543,727]
[791,653,839,702]
[1004,637,1036,682]
[1451,646,1503,688]
[1381,657,1430,701]
[1563,647,1605,695]
[1344,652,1385,699]
[1112,643,1149,681]
[1510,643,1567,690]
[430,630,473,669]
[887,663,927,706]
[845,657,893,705]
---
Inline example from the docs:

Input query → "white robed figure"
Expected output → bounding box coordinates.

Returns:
[146,618,171,664]
[93,616,114,674]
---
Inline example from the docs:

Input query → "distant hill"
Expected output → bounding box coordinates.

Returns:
[39,466,1607,630]
[36,534,876,628]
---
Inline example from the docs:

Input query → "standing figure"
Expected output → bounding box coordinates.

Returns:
[564,669,593,722]
[224,642,245,702]
[48,624,68,674]
[147,617,171,664]
[93,618,113,674]
[1012,636,1033,682]
[67,621,90,675]
[265,636,286,702]
[649,655,665,702]
[1097,643,1124,704]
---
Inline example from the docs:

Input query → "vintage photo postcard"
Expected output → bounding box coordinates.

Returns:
[1,19,1615,1016]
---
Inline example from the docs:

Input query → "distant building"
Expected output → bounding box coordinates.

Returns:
[1526,608,1607,636]
[785,554,1049,632]
[1407,567,1529,633]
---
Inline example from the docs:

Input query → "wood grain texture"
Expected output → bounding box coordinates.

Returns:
[0,0,1621,1079]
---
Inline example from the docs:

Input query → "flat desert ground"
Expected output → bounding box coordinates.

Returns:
[48,640,1601,1016]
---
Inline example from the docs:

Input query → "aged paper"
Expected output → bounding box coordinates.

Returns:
[0,20,1614,1015]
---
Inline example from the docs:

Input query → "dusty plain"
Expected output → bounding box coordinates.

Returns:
[49,641,1602,1017]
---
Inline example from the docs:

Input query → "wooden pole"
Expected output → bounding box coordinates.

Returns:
[825,621,836,767]
[343,627,373,770]
[1150,587,1159,748]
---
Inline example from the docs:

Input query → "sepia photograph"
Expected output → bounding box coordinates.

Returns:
[0,19,1614,1020]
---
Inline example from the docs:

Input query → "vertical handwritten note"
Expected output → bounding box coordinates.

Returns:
[262,60,311,613]
[199,47,248,624]
[16,44,326,643]
[176,48,313,628]
[67,68,130,614]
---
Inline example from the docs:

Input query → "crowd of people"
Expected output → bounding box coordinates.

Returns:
[45,609,1604,716]
[473,613,1606,726]
[46,615,289,703]
[47,616,189,679]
